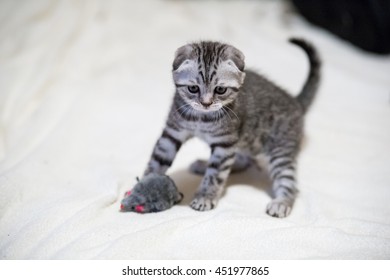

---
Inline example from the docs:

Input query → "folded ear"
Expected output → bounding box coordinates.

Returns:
[172,44,195,71]
[224,45,245,72]
[218,45,246,85]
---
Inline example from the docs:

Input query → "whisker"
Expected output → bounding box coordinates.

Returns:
[189,107,196,121]
[215,110,220,123]
[223,105,240,121]
[219,109,224,123]
[176,103,190,119]
[185,106,193,120]
[175,103,190,114]
[221,107,233,122]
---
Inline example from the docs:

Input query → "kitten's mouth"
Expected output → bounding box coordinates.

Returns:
[191,102,221,112]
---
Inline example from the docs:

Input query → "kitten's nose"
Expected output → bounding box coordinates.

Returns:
[200,100,213,108]
[200,96,213,108]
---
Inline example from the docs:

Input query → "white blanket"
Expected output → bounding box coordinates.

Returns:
[1,0,389,259]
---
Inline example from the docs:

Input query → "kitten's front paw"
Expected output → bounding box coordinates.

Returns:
[266,199,292,218]
[190,195,217,211]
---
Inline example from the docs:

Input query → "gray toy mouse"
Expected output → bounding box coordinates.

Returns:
[120,173,183,213]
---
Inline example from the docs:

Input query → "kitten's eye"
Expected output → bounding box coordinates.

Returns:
[214,86,227,95]
[188,85,200,93]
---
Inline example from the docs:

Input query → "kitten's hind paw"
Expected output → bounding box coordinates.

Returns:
[189,159,208,175]
[190,196,217,211]
[266,199,293,218]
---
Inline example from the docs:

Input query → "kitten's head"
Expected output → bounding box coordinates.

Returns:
[172,41,245,113]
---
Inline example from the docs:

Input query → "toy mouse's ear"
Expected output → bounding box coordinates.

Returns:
[136,176,140,182]
[175,192,184,204]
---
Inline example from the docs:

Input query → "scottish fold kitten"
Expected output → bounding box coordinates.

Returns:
[143,38,320,217]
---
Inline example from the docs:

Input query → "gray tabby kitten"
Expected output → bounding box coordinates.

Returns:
[144,38,320,218]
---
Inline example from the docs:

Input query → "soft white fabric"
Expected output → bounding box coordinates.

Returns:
[1,0,389,259]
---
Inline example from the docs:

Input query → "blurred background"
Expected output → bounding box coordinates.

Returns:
[0,0,389,259]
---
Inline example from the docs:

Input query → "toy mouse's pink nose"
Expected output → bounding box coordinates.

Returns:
[120,204,125,211]
[135,205,144,213]
[124,190,132,197]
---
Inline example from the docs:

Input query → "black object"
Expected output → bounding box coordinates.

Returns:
[292,0,390,54]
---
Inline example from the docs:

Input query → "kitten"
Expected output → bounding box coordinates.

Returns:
[143,38,320,218]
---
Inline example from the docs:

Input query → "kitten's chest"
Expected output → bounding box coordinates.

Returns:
[182,121,225,144]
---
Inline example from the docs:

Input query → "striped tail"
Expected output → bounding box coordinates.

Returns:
[289,38,321,113]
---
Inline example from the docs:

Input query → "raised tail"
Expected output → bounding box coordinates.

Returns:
[289,38,321,113]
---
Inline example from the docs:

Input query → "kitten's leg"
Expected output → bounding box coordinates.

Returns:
[189,153,251,175]
[190,143,237,211]
[136,125,190,212]
[266,148,298,218]
[144,125,190,176]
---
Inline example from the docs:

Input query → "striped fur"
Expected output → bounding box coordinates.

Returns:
[144,38,321,217]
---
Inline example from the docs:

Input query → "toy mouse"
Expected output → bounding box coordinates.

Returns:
[120,173,183,213]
